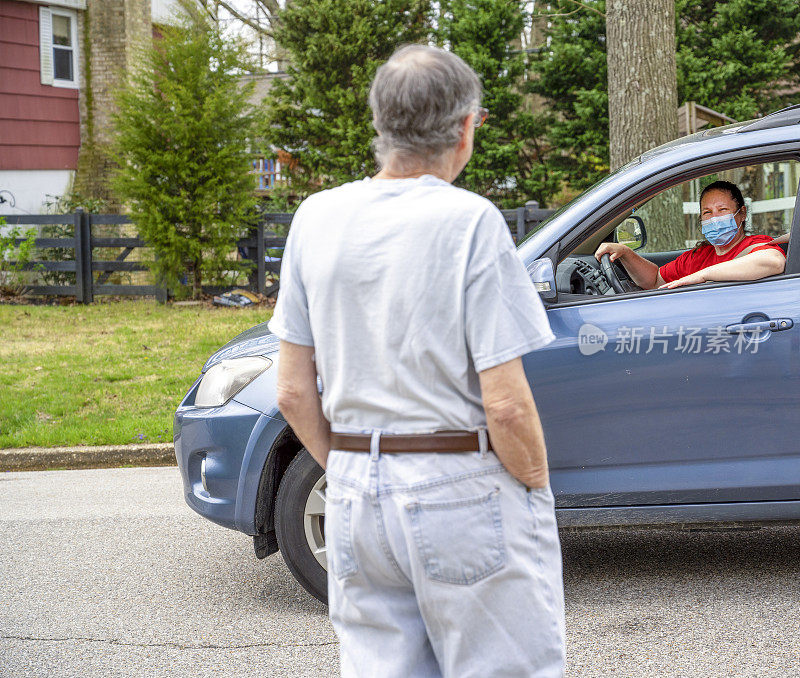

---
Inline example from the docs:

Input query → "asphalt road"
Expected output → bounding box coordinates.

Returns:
[1,467,798,678]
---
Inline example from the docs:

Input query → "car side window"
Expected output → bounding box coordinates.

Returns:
[629,183,686,255]
[631,161,798,257]
[553,160,798,300]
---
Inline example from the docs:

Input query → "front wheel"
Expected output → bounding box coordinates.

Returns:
[275,450,328,603]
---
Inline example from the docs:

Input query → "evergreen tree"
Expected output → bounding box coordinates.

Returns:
[437,0,559,207]
[530,0,800,201]
[528,0,609,193]
[676,0,800,120]
[112,5,257,299]
[263,0,554,208]
[260,0,431,200]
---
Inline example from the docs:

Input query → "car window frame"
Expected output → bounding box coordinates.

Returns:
[784,174,800,272]
[547,146,800,309]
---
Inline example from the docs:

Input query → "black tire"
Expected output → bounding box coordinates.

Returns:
[275,450,328,603]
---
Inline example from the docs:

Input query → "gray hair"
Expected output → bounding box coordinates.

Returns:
[369,45,481,167]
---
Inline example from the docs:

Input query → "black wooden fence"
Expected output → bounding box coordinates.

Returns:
[2,212,152,303]
[502,201,555,243]
[1,201,553,304]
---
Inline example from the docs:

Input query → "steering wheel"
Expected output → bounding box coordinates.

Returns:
[600,253,626,294]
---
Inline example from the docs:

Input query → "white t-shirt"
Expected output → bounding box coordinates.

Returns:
[268,175,555,434]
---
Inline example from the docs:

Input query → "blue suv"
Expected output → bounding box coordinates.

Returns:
[175,106,800,602]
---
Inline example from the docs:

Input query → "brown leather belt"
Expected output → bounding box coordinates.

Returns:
[330,431,492,453]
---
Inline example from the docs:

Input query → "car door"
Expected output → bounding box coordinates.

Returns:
[520,150,800,509]
[525,276,800,508]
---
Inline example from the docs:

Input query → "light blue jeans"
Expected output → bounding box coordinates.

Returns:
[325,435,565,678]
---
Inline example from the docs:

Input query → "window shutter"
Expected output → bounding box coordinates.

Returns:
[39,7,54,85]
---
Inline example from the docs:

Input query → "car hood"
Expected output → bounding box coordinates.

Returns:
[202,321,281,372]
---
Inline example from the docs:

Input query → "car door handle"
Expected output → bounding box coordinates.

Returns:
[725,318,793,334]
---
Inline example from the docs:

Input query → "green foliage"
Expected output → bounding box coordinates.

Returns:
[257,184,297,216]
[437,0,559,207]
[675,0,800,120]
[261,0,800,208]
[260,0,430,202]
[45,192,110,214]
[262,0,555,208]
[0,219,39,296]
[528,0,609,192]
[530,0,800,201]
[112,4,258,298]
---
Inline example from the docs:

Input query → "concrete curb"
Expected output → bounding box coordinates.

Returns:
[0,443,176,472]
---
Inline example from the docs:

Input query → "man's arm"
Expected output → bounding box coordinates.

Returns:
[479,357,549,489]
[659,248,785,289]
[275,340,331,469]
[595,242,665,289]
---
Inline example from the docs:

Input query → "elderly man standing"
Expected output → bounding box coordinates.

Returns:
[269,45,565,677]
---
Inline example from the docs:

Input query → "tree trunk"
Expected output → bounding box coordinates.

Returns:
[607,0,684,252]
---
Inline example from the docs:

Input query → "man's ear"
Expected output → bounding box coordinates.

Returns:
[458,114,474,149]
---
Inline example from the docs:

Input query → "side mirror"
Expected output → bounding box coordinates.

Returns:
[615,215,647,251]
[527,257,557,301]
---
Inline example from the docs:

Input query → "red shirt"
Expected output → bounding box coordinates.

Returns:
[659,235,785,283]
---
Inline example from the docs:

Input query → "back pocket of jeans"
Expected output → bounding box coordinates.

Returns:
[406,489,505,585]
[326,495,358,580]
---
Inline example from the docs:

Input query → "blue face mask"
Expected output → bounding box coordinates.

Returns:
[701,207,742,247]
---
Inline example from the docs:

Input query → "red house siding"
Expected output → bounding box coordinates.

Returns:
[0,0,80,171]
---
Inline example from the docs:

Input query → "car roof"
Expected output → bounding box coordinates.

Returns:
[635,104,800,164]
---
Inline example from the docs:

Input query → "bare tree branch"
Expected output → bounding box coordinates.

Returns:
[181,0,216,23]
[534,7,582,18]
[564,0,604,16]
[535,0,605,19]
[254,0,280,17]
[216,0,272,34]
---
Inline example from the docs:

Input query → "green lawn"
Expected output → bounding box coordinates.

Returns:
[0,300,272,448]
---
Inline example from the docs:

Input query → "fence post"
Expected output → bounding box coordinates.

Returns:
[516,206,526,241]
[74,209,92,304]
[256,221,265,296]
[155,283,168,304]
[153,249,168,303]
[524,200,540,236]
[83,211,93,303]
[73,210,83,302]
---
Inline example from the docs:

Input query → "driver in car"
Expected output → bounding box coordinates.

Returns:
[594,180,786,290]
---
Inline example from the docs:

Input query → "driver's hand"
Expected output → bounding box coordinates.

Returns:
[658,270,706,289]
[594,242,630,263]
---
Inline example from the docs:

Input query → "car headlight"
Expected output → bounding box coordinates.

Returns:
[195,356,272,408]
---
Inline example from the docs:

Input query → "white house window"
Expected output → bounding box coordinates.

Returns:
[52,13,74,81]
[40,7,79,89]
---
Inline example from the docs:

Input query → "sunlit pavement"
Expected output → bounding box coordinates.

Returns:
[1,467,798,677]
